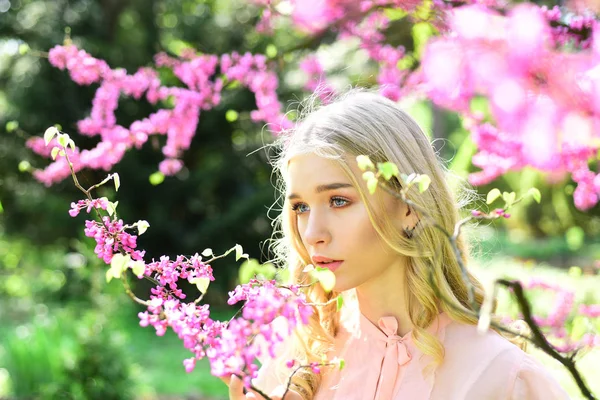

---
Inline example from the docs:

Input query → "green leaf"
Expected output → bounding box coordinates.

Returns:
[149,171,165,186]
[302,264,315,272]
[0,200,3,214]
[258,262,277,280]
[313,268,336,292]
[502,191,516,207]
[225,110,239,122]
[404,173,417,185]
[416,174,431,193]
[57,133,69,148]
[377,162,399,180]
[18,43,30,55]
[486,188,501,205]
[44,127,59,145]
[234,244,248,261]
[276,268,290,284]
[191,277,211,293]
[67,138,75,152]
[568,266,582,277]
[570,315,588,341]
[51,147,60,160]
[18,161,31,172]
[367,177,378,194]
[201,248,213,257]
[6,121,18,132]
[265,44,278,58]
[338,359,345,371]
[106,201,118,217]
[107,254,130,282]
[131,260,146,276]
[336,295,344,311]
[356,155,375,171]
[528,188,541,204]
[137,220,150,235]
[238,259,259,284]
[565,226,585,251]
[113,173,120,192]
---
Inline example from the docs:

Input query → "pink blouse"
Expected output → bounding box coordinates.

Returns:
[254,312,570,399]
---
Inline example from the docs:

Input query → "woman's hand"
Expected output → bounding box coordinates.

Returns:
[226,374,303,400]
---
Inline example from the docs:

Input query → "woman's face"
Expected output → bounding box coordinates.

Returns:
[286,152,407,292]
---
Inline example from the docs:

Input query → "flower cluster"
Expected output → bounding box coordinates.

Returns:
[522,278,600,352]
[68,197,313,384]
[29,44,291,185]
[83,216,145,264]
[420,3,600,209]
[213,279,312,381]
[68,198,109,217]
[249,0,600,210]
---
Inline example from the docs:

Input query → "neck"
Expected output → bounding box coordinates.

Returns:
[355,256,414,337]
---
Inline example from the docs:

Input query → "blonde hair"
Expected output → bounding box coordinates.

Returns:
[268,89,488,399]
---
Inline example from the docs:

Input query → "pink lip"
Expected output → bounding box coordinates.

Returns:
[316,260,343,272]
[312,255,344,272]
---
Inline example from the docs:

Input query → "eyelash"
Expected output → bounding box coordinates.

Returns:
[290,196,350,214]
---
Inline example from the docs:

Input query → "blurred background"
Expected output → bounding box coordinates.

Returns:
[1,0,600,399]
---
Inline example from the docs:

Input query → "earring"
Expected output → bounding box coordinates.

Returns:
[403,218,420,239]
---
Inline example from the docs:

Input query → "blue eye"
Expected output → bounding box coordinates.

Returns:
[330,197,349,207]
[291,203,310,214]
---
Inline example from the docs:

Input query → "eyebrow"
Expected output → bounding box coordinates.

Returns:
[287,182,354,200]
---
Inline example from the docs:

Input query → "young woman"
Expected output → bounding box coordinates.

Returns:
[227,90,570,399]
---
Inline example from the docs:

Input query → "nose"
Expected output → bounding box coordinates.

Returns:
[301,208,331,248]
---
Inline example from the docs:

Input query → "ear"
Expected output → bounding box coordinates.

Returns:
[398,201,420,230]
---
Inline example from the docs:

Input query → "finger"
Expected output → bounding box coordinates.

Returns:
[271,385,303,400]
[228,374,245,400]
[220,374,231,387]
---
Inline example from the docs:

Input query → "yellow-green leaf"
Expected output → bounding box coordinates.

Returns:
[106,253,130,283]
[18,161,31,172]
[191,277,211,293]
[131,260,146,276]
[113,173,121,192]
[258,262,277,280]
[486,188,501,205]
[313,268,336,292]
[44,127,59,146]
[18,43,30,55]
[234,244,248,261]
[51,147,60,160]
[201,248,213,257]
[137,220,150,235]
[302,264,315,273]
[416,174,431,193]
[528,188,541,204]
[149,171,165,186]
[57,133,69,148]
[238,259,259,284]
[265,44,278,58]
[107,201,118,217]
[502,191,516,206]
[336,295,344,311]
[356,155,375,171]
[225,110,239,122]
[111,253,130,273]
[377,162,399,180]
[6,121,19,132]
